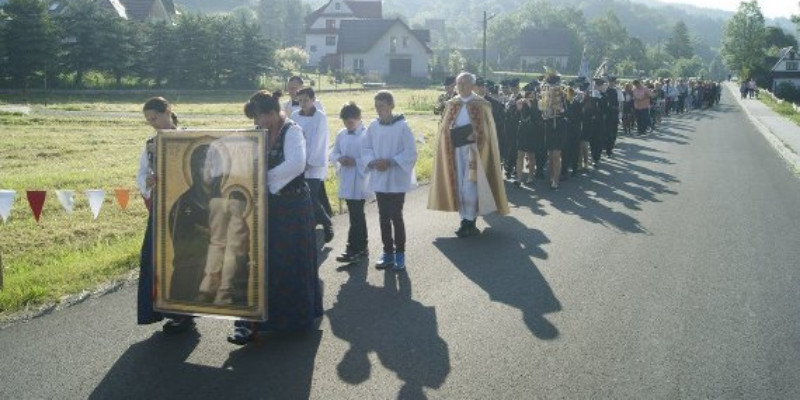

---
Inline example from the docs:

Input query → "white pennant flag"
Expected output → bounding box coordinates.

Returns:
[56,190,75,215]
[85,189,105,220]
[0,190,15,223]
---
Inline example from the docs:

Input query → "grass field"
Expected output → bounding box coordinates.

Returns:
[759,94,800,127]
[0,88,442,315]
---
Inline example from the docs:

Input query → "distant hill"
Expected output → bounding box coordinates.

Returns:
[177,0,796,49]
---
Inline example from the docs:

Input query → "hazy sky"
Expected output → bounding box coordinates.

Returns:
[656,0,797,19]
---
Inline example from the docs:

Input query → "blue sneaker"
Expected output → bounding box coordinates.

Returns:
[393,253,405,271]
[375,253,394,270]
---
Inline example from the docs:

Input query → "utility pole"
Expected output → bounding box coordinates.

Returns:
[482,11,496,77]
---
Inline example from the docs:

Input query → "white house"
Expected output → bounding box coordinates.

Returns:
[304,0,382,69]
[337,18,431,80]
[770,47,800,92]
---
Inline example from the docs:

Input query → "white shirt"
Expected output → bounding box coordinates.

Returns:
[267,124,307,194]
[329,124,373,200]
[291,108,330,180]
[362,117,418,193]
[453,94,476,128]
[136,141,154,199]
[283,99,324,117]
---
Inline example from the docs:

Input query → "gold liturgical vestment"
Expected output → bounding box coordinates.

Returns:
[427,96,509,216]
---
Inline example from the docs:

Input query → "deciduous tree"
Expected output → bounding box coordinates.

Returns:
[721,1,766,76]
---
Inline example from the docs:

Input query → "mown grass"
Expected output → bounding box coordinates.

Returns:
[0,88,441,315]
[759,95,800,127]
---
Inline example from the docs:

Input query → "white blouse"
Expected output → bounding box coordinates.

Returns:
[136,139,155,199]
[329,125,373,200]
[290,108,330,180]
[362,117,418,193]
[267,123,307,194]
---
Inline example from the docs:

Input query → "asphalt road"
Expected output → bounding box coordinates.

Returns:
[2,89,799,399]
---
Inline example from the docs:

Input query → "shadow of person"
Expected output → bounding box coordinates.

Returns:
[432,216,561,340]
[89,331,204,399]
[327,261,450,399]
[89,328,322,399]
[218,330,323,399]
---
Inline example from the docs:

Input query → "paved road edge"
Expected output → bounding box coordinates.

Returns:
[725,82,800,173]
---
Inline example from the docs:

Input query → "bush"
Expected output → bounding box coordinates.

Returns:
[775,82,800,103]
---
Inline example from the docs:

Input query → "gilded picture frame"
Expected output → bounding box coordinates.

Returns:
[154,129,267,321]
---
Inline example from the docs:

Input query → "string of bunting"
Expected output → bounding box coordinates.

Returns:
[0,188,136,224]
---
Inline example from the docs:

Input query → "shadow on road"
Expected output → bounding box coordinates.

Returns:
[433,215,561,340]
[504,136,680,234]
[326,261,450,399]
[89,329,322,399]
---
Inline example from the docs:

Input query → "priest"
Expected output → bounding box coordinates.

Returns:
[428,72,509,237]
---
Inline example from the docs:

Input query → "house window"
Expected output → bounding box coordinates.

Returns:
[326,36,336,46]
[326,19,336,29]
[403,36,409,48]
[335,2,340,10]
[390,36,397,53]
[787,61,799,71]
[353,58,364,73]
[310,45,317,53]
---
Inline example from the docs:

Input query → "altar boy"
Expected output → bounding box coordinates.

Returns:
[330,102,372,263]
[362,91,418,271]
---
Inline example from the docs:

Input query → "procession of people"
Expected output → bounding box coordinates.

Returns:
[136,71,722,345]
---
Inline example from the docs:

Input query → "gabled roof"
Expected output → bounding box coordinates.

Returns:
[120,0,175,21]
[519,28,572,57]
[305,0,382,26]
[46,0,175,21]
[48,0,128,19]
[771,46,798,72]
[337,18,432,55]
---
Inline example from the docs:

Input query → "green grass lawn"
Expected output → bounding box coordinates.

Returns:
[0,88,442,315]
[759,94,800,127]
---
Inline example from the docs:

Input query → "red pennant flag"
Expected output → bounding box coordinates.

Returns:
[26,190,46,222]
[115,188,130,210]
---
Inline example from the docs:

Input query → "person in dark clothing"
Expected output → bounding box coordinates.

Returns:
[602,76,621,158]
[502,78,523,180]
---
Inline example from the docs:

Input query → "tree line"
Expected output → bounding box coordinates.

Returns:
[0,0,274,90]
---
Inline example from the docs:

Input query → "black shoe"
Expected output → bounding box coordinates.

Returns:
[163,317,195,335]
[463,225,481,237]
[550,183,559,190]
[513,180,521,187]
[323,225,334,243]
[336,248,368,263]
[227,326,255,346]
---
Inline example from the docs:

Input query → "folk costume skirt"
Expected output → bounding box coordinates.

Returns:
[236,187,323,332]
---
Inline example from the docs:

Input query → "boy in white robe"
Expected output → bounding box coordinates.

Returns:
[362,91,418,271]
[330,102,372,263]
[291,86,334,243]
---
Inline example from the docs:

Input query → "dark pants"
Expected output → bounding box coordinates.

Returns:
[677,95,686,113]
[605,113,618,155]
[306,178,332,228]
[635,109,650,135]
[376,192,405,254]
[345,199,367,252]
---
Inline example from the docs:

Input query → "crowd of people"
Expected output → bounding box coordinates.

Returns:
[432,73,723,190]
[133,71,722,345]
